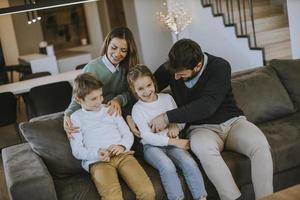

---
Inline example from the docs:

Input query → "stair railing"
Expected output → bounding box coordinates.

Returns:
[201,0,258,48]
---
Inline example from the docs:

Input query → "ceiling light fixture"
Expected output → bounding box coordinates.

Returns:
[0,0,99,16]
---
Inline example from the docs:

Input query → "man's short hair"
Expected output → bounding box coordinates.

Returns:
[73,73,103,100]
[168,39,204,72]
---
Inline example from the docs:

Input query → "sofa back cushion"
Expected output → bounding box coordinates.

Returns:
[19,113,83,177]
[231,67,296,124]
[270,59,300,110]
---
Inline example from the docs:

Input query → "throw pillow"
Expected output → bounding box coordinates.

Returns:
[270,59,300,110]
[19,113,83,177]
[232,66,296,124]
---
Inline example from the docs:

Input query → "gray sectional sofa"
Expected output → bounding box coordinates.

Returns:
[2,59,300,200]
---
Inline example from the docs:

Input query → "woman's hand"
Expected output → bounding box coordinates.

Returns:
[106,99,122,116]
[126,115,141,138]
[63,115,80,138]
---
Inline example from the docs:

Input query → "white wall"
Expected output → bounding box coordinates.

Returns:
[131,0,264,72]
[180,0,263,72]
[122,0,144,63]
[287,0,300,59]
[83,2,103,59]
[133,0,173,71]
[0,0,19,65]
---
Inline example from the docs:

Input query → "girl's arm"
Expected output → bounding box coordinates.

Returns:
[132,107,169,146]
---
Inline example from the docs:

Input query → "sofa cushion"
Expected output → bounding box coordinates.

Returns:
[270,59,300,110]
[231,67,296,123]
[258,112,300,172]
[19,113,83,177]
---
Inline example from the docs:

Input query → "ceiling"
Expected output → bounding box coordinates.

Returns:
[0,0,99,16]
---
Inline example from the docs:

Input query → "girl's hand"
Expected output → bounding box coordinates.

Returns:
[63,115,80,139]
[106,99,122,116]
[107,144,125,156]
[98,149,110,162]
[126,116,141,138]
[168,123,179,138]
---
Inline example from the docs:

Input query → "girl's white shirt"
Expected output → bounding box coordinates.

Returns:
[132,93,185,146]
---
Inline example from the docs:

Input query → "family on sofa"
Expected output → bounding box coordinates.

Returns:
[3,26,300,200]
[62,27,273,200]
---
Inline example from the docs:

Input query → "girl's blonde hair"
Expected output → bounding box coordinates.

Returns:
[127,64,158,99]
[101,26,139,69]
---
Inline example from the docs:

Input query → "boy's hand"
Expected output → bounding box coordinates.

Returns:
[106,99,121,116]
[168,123,179,138]
[107,144,125,156]
[98,149,110,162]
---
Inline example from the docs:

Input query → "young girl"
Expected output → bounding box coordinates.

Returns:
[64,26,138,135]
[128,65,207,200]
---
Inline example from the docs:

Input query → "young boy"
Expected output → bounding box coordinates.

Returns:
[69,73,155,200]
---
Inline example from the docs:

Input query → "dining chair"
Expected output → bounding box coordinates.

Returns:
[20,71,52,119]
[28,81,73,119]
[0,92,22,148]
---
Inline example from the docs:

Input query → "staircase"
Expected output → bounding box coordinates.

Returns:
[201,0,292,63]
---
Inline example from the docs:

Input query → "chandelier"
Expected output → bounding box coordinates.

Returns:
[157,0,192,40]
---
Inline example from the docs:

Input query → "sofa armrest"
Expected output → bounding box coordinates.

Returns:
[2,143,57,200]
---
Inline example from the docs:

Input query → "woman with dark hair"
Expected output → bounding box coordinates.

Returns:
[64,27,139,135]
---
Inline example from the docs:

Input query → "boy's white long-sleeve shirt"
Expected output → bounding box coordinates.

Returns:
[132,93,185,146]
[69,106,133,171]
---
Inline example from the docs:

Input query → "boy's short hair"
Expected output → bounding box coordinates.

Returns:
[168,38,204,72]
[73,73,103,100]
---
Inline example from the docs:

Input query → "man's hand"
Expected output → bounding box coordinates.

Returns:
[168,139,190,150]
[106,99,122,116]
[107,144,125,156]
[63,115,80,139]
[149,113,169,133]
[98,149,110,162]
[168,123,179,138]
[126,116,141,137]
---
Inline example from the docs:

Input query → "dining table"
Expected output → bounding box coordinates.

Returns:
[0,69,82,95]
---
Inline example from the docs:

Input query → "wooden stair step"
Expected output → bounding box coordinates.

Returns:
[264,40,292,61]
[241,14,288,34]
[256,27,290,46]
[233,5,283,20]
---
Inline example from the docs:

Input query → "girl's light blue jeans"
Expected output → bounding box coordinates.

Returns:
[143,144,207,200]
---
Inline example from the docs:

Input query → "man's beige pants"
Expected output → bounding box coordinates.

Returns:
[188,116,273,200]
[90,152,155,200]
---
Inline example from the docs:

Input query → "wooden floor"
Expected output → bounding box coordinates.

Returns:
[259,184,300,200]
[0,99,28,200]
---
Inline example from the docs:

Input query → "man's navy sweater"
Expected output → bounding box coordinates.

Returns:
[154,53,243,126]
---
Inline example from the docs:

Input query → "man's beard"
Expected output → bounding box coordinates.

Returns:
[182,70,200,82]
